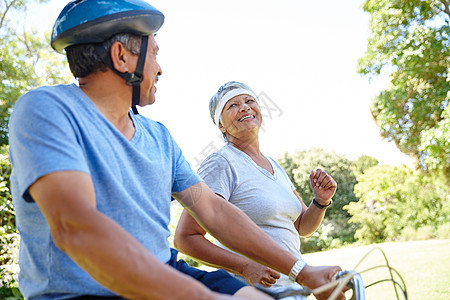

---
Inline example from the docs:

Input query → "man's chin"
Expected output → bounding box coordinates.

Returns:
[140,95,157,107]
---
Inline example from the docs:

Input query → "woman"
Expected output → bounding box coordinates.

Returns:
[174,81,337,290]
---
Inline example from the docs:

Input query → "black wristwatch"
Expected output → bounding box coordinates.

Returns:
[312,197,333,209]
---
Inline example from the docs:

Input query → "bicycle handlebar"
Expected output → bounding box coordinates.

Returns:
[335,270,365,300]
[257,269,365,300]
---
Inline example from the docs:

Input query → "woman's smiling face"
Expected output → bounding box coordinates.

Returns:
[219,94,262,139]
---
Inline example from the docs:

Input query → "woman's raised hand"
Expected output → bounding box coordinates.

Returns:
[309,169,337,204]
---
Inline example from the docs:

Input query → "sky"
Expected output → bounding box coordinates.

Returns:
[28,0,413,170]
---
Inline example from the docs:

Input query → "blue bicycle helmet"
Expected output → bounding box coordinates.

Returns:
[51,0,165,114]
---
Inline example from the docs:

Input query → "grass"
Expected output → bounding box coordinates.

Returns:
[302,239,450,300]
[170,204,450,299]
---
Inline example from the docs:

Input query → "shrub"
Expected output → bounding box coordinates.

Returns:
[346,165,450,244]
[437,223,450,239]
[300,222,335,253]
[417,226,434,240]
[401,226,417,241]
[0,145,22,298]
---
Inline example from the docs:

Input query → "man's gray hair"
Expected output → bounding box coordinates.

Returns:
[103,33,141,55]
[66,33,142,78]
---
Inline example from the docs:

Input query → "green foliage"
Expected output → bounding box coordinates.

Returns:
[0,0,71,146]
[419,103,450,180]
[299,222,335,253]
[1,1,70,297]
[436,223,450,239]
[400,225,418,241]
[401,224,446,240]
[0,229,21,299]
[345,164,450,244]
[0,145,21,298]
[278,148,363,219]
[352,155,379,177]
[358,0,450,175]
[278,148,379,252]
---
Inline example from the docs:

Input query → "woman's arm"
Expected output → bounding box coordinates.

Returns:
[174,181,344,300]
[294,169,336,237]
[174,208,280,287]
[293,190,327,237]
[173,182,298,278]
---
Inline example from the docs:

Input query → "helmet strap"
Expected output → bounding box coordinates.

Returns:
[94,35,149,114]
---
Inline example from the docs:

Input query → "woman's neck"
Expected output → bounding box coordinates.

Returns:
[228,136,274,175]
[227,135,262,159]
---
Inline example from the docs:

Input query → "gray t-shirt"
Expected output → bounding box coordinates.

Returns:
[198,144,302,287]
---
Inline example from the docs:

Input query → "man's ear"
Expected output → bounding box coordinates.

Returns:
[109,42,135,73]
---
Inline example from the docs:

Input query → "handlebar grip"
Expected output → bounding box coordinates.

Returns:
[335,271,365,300]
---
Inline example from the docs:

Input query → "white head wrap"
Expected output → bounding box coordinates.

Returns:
[213,88,259,128]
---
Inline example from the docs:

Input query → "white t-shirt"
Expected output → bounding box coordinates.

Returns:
[198,144,303,287]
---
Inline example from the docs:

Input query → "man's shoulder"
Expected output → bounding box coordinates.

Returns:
[20,84,76,99]
[12,84,75,115]
[15,84,79,110]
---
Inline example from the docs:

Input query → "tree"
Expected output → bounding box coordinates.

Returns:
[0,0,71,145]
[277,148,379,251]
[0,145,20,298]
[352,155,379,177]
[278,148,359,219]
[1,1,71,297]
[419,104,450,179]
[345,164,450,244]
[358,0,450,174]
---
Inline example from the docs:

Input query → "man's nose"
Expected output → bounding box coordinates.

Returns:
[157,64,163,77]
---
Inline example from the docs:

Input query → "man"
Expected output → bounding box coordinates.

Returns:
[9,1,344,299]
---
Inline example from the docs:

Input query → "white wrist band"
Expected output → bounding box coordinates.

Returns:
[289,259,307,282]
